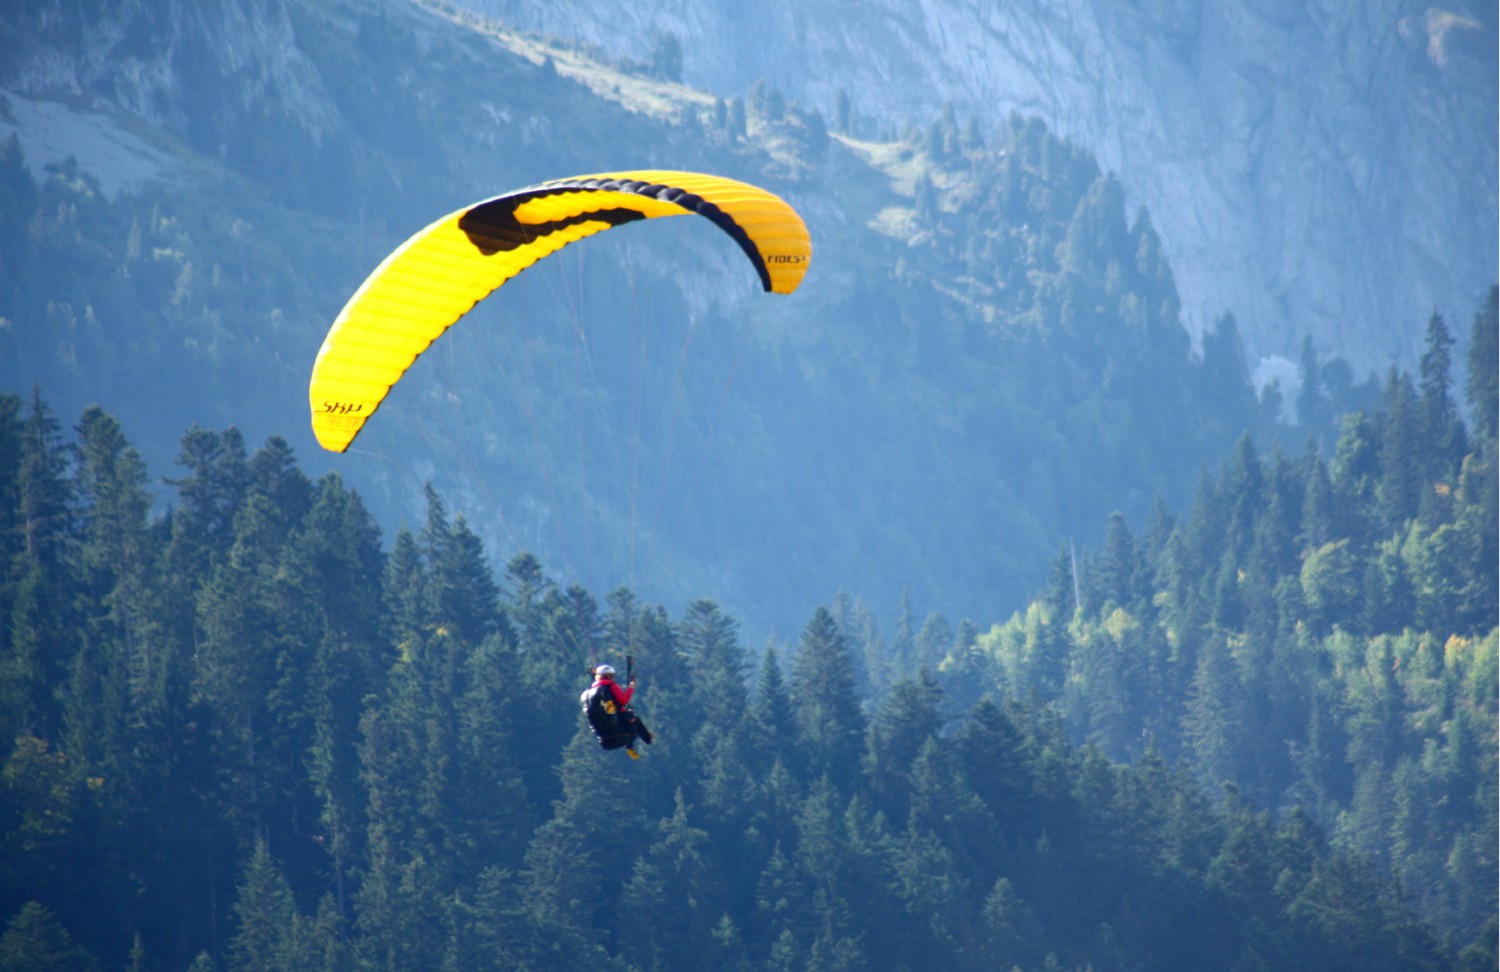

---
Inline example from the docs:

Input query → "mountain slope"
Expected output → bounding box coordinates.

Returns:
[4,0,1322,636]
[467,0,1498,377]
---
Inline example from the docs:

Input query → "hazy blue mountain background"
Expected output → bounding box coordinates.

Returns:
[464,0,1499,378]
[0,0,1489,637]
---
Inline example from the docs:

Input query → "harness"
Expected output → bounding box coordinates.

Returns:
[580,683,635,750]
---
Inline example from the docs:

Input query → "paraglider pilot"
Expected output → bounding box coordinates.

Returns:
[581,663,654,758]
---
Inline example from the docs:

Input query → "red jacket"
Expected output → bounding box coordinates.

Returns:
[592,677,633,707]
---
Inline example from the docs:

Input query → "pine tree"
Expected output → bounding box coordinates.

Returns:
[1464,286,1497,439]
[384,526,427,649]
[603,586,638,658]
[889,590,915,682]
[453,634,534,876]
[167,425,248,573]
[1160,467,1226,632]
[353,633,470,969]
[913,612,953,672]
[1376,369,1423,531]
[1210,546,1244,631]
[0,901,100,972]
[1301,539,1362,634]
[1183,633,1242,791]
[1200,314,1255,425]
[1417,311,1466,485]
[1041,543,1076,622]
[677,598,748,732]
[745,643,796,776]
[0,737,80,931]
[0,393,22,620]
[1082,607,1156,759]
[954,697,1030,836]
[522,733,649,934]
[697,724,757,849]
[2,391,79,741]
[888,818,968,961]
[790,778,867,966]
[941,618,985,710]
[753,843,810,957]
[298,475,389,915]
[421,485,500,647]
[66,406,155,771]
[464,865,599,972]
[15,389,76,575]
[1299,444,1338,551]
[790,607,864,787]
[1297,336,1332,437]
[831,590,870,696]
[980,877,1045,970]
[864,668,943,819]
[194,493,301,839]
[850,598,888,701]
[227,841,297,972]
[245,436,312,543]
[622,789,718,967]
[1095,512,1144,612]
[1221,432,1266,561]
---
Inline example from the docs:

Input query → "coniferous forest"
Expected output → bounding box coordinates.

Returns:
[0,292,1494,971]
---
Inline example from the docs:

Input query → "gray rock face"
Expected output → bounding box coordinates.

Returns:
[8,0,333,124]
[476,0,1497,374]
[5,0,1493,374]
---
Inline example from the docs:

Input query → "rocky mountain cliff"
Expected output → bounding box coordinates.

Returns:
[473,0,1498,377]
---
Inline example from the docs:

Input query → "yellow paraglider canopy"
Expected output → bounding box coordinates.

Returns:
[308,170,812,452]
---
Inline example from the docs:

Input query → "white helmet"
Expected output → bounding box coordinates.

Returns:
[594,664,615,677]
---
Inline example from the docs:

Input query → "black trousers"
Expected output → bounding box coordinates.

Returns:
[598,710,652,750]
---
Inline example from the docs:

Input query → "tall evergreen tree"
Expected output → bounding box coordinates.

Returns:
[1093,511,1144,612]
[955,697,1031,835]
[677,598,748,732]
[1299,444,1338,551]
[1376,369,1423,530]
[1041,542,1077,622]
[2,391,78,741]
[0,393,23,625]
[746,643,796,777]
[979,877,1044,970]
[790,607,864,788]
[913,612,953,672]
[384,526,427,649]
[864,668,943,818]
[889,591,916,683]
[1417,312,1467,492]
[0,901,100,972]
[1200,313,1255,425]
[14,389,76,576]
[618,789,720,967]
[421,485,501,647]
[63,406,156,788]
[1464,286,1497,439]
[298,474,388,915]
[521,733,649,937]
[227,841,298,972]
[166,425,248,573]
[1297,335,1332,436]
[1183,632,1242,790]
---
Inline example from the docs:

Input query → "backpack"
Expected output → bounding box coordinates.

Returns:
[580,684,633,750]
